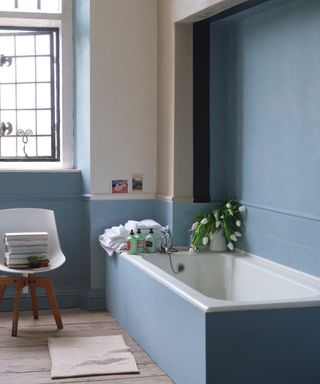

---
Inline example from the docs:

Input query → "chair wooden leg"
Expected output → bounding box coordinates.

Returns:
[1,275,63,336]
[32,276,63,330]
[30,284,38,320]
[44,279,63,329]
[12,278,26,337]
[0,276,17,303]
[0,278,7,303]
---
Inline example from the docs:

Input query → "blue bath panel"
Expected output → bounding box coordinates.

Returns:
[106,253,206,384]
[206,308,320,384]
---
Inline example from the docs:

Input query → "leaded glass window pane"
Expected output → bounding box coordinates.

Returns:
[0,27,60,161]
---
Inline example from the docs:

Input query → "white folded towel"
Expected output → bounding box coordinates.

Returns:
[124,219,162,231]
[99,220,165,256]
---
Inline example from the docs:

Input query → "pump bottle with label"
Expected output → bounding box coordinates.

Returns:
[145,228,156,253]
[135,228,145,253]
[126,230,137,254]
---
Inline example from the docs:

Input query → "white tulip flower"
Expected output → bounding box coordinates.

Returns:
[191,222,198,231]
[239,205,246,213]
[227,242,234,251]
[200,218,208,225]
[235,231,242,237]
[214,211,219,220]
[226,203,231,209]
[215,221,221,228]
[188,247,195,255]
[230,234,237,242]
[236,220,241,227]
[202,236,209,246]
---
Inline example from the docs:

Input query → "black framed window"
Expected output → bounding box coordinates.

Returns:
[0,27,60,161]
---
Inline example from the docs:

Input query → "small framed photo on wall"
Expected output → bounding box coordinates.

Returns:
[132,174,143,192]
[111,179,129,194]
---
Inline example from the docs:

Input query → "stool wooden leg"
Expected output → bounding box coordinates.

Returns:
[30,284,38,320]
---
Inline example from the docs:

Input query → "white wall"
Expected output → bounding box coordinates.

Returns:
[90,0,157,197]
[79,0,248,200]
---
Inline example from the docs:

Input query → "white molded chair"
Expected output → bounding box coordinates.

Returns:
[0,208,66,336]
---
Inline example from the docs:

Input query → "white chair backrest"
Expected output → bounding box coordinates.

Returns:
[0,208,62,264]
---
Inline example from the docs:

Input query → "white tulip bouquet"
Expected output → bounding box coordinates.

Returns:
[190,199,246,252]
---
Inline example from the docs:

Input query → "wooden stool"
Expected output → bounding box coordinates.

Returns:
[0,275,63,337]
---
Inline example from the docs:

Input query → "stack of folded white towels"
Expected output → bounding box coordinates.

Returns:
[99,219,164,256]
[4,232,49,269]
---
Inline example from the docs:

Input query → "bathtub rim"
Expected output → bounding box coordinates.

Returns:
[118,249,320,313]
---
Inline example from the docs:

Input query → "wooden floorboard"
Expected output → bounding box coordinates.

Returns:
[0,309,174,384]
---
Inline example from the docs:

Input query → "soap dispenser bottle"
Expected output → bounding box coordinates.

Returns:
[126,230,137,254]
[146,228,156,253]
[135,228,145,253]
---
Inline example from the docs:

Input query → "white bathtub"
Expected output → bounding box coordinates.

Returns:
[106,249,320,384]
[121,249,320,312]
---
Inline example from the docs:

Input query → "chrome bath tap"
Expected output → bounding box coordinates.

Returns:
[160,226,172,253]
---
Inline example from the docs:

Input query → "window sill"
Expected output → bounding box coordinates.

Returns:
[0,168,81,173]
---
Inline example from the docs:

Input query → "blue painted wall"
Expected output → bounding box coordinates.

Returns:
[0,171,93,310]
[154,199,214,247]
[210,0,320,276]
[90,199,155,290]
[74,0,91,194]
[0,168,210,312]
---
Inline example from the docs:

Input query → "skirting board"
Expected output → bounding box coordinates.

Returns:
[0,286,106,312]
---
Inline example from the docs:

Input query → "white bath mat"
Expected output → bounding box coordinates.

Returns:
[48,335,139,379]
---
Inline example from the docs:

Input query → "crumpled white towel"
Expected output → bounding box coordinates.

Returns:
[99,220,164,257]
[99,225,129,256]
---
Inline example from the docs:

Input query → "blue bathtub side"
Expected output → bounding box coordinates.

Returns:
[106,254,206,384]
[206,307,320,384]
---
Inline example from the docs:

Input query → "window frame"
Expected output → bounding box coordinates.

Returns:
[0,0,73,169]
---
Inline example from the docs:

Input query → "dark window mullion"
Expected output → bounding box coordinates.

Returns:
[55,30,60,161]
[49,30,55,159]
[34,33,38,157]
[0,32,51,38]
[1,81,51,85]
[14,34,18,157]
[0,81,2,157]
